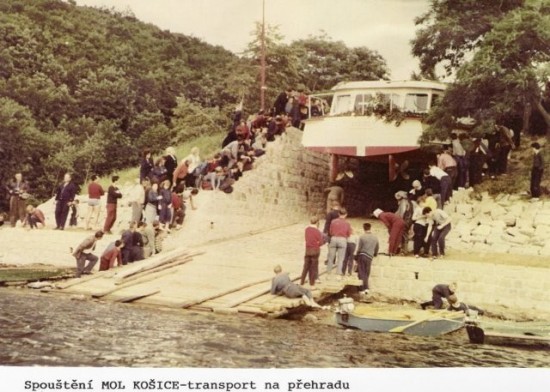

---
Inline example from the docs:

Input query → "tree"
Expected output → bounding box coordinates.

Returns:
[413,0,550,138]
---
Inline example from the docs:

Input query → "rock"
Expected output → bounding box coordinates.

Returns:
[502,214,516,227]
[501,231,529,245]
[455,203,473,216]
[27,281,53,289]
[302,313,319,323]
[490,204,508,219]
[518,226,536,237]
[472,225,491,236]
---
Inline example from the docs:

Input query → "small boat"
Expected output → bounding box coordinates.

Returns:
[466,319,550,347]
[335,297,465,337]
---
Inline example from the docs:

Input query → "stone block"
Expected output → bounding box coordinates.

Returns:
[502,214,516,227]
[490,204,508,219]
[455,203,473,216]
[518,226,536,237]
[472,224,491,236]
[501,232,528,245]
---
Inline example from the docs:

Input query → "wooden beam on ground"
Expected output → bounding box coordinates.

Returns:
[114,255,196,285]
[55,273,106,289]
[91,268,177,298]
[112,289,161,303]
[109,248,196,280]
[181,277,274,309]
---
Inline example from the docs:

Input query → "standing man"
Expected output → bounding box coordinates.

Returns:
[302,215,325,288]
[373,208,405,256]
[73,231,104,277]
[327,208,351,280]
[103,175,122,234]
[422,207,452,260]
[127,178,145,224]
[429,162,453,206]
[164,146,178,187]
[6,173,30,227]
[54,173,77,230]
[324,185,344,214]
[530,142,544,200]
[355,223,379,295]
[85,175,104,230]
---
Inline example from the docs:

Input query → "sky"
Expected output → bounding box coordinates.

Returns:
[74,0,430,81]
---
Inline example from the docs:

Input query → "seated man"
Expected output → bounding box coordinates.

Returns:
[99,240,124,271]
[270,265,320,308]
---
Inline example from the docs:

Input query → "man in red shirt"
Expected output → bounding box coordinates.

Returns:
[302,215,325,288]
[327,208,351,280]
[99,240,124,271]
[85,175,105,230]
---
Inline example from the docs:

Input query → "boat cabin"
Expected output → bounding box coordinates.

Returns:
[303,80,446,159]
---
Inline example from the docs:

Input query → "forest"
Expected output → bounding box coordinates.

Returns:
[0,0,389,208]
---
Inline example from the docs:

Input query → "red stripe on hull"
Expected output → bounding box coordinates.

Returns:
[305,146,419,157]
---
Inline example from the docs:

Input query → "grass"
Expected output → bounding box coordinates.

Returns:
[472,137,549,197]
[97,132,225,188]
[0,268,72,283]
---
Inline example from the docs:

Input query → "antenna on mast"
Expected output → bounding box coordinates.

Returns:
[260,0,266,112]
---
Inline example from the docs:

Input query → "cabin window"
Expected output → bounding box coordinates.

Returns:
[404,93,429,113]
[332,94,351,115]
[431,94,442,108]
[379,93,402,110]
[354,94,374,115]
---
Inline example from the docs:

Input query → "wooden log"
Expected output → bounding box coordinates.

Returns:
[55,273,106,289]
[91,268,176,298]
[212,307,239,314]
[178,277,274,309]
[109,248,196,280]
[112,289,161,303]
[114,255,195,285]
[236,306,267,315]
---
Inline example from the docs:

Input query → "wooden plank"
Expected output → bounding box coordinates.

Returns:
[114,255,195,285]
[109,248,195,280]
[91,268,176,298]
[177,277,275,309]
[112,289,161,303]
[55,273,105,289]
[236,306,268,315]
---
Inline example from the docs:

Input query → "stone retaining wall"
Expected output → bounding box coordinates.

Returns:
[202,127,330,226]
[444,188,550,256]
[369,256,550,314]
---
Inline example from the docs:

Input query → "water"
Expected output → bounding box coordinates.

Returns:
[0,289,548,367]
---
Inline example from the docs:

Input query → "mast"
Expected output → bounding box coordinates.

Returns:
[260,0,266,112]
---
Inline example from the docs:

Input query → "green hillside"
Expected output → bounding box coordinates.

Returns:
[0,0,252,205]
[0,0,390,210]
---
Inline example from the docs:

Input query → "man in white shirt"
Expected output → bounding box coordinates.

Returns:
[429,163,452,206]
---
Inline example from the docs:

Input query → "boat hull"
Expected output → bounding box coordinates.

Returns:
[336,311,465,337]
[302,116,427,158]
[466,322,550,347]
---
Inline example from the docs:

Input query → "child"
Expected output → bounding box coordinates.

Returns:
[69,199,80,228]
[25,205,46,229]
[170,189,184,229]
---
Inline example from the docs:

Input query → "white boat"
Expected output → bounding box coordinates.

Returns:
[303,80,446,180]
